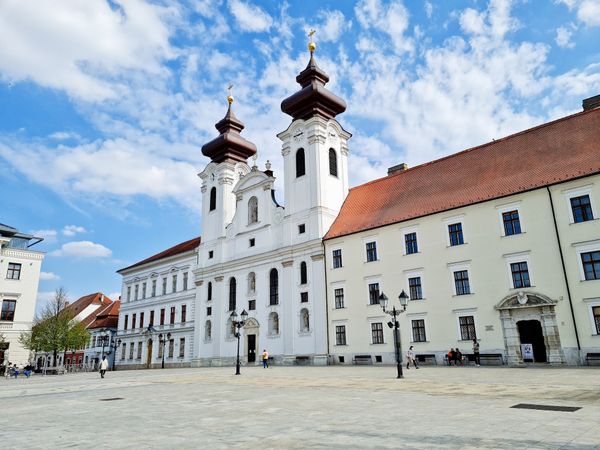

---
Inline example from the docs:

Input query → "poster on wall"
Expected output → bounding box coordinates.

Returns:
[521,343,534,361]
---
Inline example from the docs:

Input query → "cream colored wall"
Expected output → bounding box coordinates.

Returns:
[325,174,600,364]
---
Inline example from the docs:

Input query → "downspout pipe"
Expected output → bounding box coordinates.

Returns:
[322,239,331,364]
[546,186,581,352]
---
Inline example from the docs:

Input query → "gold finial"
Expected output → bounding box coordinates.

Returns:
[227,84,234,105]
[308,29,316,54]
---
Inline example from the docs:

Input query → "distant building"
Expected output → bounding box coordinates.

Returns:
[117,238,199,369]
[0,224,44,366]
[80,297,120,369]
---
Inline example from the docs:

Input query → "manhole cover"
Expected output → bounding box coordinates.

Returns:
[511,403,580,412]
[100,398,124,401]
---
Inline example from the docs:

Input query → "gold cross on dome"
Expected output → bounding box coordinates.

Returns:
[308,29,316,53]
[227,84,234,104]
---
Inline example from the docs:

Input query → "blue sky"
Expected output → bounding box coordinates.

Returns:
[1,0,599,311]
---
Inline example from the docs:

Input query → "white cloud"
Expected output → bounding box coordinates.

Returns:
[425,1,433,19]
[314,10,351,42]
[555,26,576,48]
[40,271,60,281]
[51,241,112,258]
[62,225,86,237]
[558,0,600,27]
[0,0,177,101]
[31,229,57,242]
[109,292,122,301]
[49,131,81,141]
[229,0,273,32]
[36,291,56,312]
[355,0,413,54]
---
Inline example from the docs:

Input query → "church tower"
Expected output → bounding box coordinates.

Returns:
[199,94,257,245]
[278,36,351,241]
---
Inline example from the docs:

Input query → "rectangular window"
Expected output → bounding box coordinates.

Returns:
[170,307,176,324]
[459,316,477,340]
[502,210,521,236]
[139,312,144,328]
[168,339,174,358]
[134,284,139,300]
[571,195,594,223]
[127,286,131,301]
[332,249,343,268]
[335,325,347,346]
[121,343,126,360]
[368,283,380,305]
[183,272,188,290]
[129,342,135,359]
[249,238,255,247]
[448,223,464,246]
[181,305,187,323]
[137,341,142,360]
[160,308,165,325]
[405,232,418,254]
[132,313,137,330]
[207,306,212,316]
[454,270,471,295]
[172,274,177,293]
[366,242,377,262]
[582,251,600,280]
[208,250,214,259]
[593,306,600,334]
[92,336,97,348]
[1,300,16,321]
[162,278,167,295]
[124,314,128,330]
[412,319,426,342]
[298,224,306,234]
[149,310,154,326]
[511,262,531,288]
[334,288,344,309]
[371,322,384,344]
[152,280,156,297]
[6,262,22,280]
[245,299,254,311]
[179,338,185,358]
[142,282,146,299]
[300,292,309,303]
[408,277,423,300]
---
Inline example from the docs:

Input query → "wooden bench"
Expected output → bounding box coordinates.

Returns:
[585,353,600,365]
[416,354,437,365]
[465,353,504,365]
[353,355,373,365]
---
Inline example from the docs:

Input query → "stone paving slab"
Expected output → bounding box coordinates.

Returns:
[1,366,599,449]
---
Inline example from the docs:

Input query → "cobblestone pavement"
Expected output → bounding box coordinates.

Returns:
[1,365,599,449]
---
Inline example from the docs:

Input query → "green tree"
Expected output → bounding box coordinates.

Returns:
[19,287,90,366]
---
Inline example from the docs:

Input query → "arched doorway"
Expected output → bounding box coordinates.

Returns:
[146,339,153,369]
[517,320,547,363]
[495,291,564,365]
[244,318,260,365]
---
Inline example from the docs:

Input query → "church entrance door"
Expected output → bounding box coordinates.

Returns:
[517,320,547,363]
[247,334,256,363]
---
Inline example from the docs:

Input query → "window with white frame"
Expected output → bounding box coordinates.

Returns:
[168,339,174,358]
[6,262,21,280]
[574,241,600,281]
[129,342,135,359]
[449,261,472,295]
[332,249,343,268]
[368,282,380,305]
[366,241,378,262]
[179,338,185,357]
[142,282,146,299]
[127,286,131,301]
[510,262,531,288]
[448,223,464,246]
[335,325,347,345]
[134,284,139,300]
[401,226,419,255]
[408,277,423,300]
[371,322,384,344]
[564,185,597,224]
[1,300,16,321]
[458,315,477,340]
[411,319,426,342]
[268,312,279,335]
[334,288,345,309]
[151,280,156,297]
[137,341,142,359]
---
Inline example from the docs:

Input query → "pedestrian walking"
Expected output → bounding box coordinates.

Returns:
[472,339,480,366]
[99,356,108,378]
[262,349,269,368]
[455,348,463,365]
[405,346,419,369]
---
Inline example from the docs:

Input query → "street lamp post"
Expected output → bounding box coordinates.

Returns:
[98,332,110,361]
[158,332,171,369]
[110,338,122,371]
[379,290,409,379]
[230,309,248,375]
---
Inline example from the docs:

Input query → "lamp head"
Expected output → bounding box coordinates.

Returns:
[230,311,238,320]
[378,292,389,311]
[398,290,409,309]
[158,333,163,341]
[240,309,248,322]
[167,332,171,340]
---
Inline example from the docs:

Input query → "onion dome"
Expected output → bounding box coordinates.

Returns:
[201,95,257,163]
[281,39,346,121]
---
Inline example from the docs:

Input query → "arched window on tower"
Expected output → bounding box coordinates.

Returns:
[207,281,212,301]
[296,148,305,177]
[248,272,256,293]
[228,277,236,311]
[269,269,279,305]
[268,312,279,335]
[300,261,307,285]
[248,196,258,224]
[209,187,216,211]
[329,148,338,177]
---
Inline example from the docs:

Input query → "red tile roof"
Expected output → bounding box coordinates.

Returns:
[67,292,112,322]
[88,300,121,329]
[325,107,600,240]
[117,236,201,273]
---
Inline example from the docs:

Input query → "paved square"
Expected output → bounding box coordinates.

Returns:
[1,366,599,449]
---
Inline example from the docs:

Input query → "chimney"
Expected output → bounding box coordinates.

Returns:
[100,294,104,303]
[388,163,409,175]
[583,94,600,111]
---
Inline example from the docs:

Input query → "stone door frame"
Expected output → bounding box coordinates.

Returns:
[244,318,260,366]
[495,291,565,365]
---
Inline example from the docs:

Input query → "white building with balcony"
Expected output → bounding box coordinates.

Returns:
[0,224,44,367]
[116,237,199,369]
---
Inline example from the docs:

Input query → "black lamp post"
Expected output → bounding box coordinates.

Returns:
[110,338,122,371]
[158,332,171,369]
[379,290,409,379]
[230,309,248,375]
[98,332,110,361]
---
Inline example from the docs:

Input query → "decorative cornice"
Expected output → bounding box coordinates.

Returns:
[215,276,224,282]
[282,260,294,267]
